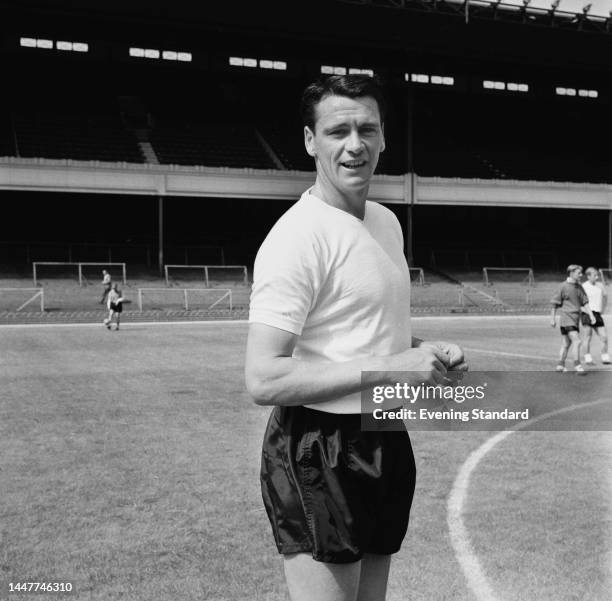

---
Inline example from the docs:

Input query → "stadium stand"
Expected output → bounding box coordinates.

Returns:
[413,91,611,183]
[10,97,143,163]
[0,106,16,158]
[259,119,314,171]
[150,118,275,169]
[1,85,610,182]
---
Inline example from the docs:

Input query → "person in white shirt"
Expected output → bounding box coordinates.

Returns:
[245,75,467,601]
[581,267,609,364]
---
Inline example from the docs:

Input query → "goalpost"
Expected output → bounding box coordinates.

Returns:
[409,267,425,286]
[164,265,248,287]
[599,269,612,285]
[32,262,127,287]
[482,267,535,287]
[137,288,233,311]
[0,288,45,312]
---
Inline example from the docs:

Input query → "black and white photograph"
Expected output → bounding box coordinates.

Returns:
[1,1,611,599]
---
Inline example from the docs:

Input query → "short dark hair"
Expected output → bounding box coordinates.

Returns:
[300,74,386,131]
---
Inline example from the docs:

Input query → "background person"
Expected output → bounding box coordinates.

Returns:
[100,269,112,304]
[581,267,609,364]
[550,264,595,373]
[245,74,466,601]
[104,282,124,331]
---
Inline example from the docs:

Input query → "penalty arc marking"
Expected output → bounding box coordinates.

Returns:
[447,399,610,601]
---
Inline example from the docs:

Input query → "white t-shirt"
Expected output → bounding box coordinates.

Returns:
[249,190,412,414]
[582,281,606,313]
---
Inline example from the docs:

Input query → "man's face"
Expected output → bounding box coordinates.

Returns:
[304,94,385,195]
[570,268,583,282]
[587,271,598,283]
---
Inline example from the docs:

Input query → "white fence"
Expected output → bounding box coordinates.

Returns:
[164,264,248,287]
[409,267,425,286]
[0,288,45,312]
[137,288,233,311]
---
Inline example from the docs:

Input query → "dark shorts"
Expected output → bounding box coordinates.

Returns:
[560,325,579,335]
[110,302,122,313]
[260,405,416,564]
[581,311,605,329]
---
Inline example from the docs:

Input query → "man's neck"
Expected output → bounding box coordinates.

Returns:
[311,180,368,220]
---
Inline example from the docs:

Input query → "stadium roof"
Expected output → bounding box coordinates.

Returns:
[339,0,612,32]
[450,0,611,19]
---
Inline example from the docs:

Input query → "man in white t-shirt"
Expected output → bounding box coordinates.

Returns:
[581,267,610,364]
[245,75,467,601]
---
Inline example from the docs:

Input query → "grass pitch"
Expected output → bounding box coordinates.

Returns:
[0,317,610,600]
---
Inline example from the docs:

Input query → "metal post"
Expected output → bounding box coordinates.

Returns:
[158,196,164,278]
[33,263,37,287]
[184,289,188,310]
[608,209,611,270]
[122,263,127,285]
[405,86,415,267]
[138,289,143,312]
[78,264,83,287]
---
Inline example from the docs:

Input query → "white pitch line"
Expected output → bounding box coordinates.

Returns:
[0,320,249,329]
[462,347,551,361]
[447,399,609,601]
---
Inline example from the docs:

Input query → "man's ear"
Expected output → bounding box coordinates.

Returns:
[304,126,316,157]
[380,124,386,153]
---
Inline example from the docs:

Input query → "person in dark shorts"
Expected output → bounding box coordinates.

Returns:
[581,267,610,364]
[550,264,595,373]
[245,75,467,601]
[104,282,124,331]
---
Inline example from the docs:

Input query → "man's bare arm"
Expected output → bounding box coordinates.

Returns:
[245,323,451,406]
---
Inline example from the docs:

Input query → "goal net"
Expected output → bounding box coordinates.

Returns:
[598,269,612,285]
[482,267,535,287]
[137,288,233,311]
[165,265,248,287]
[32,262,126,286]
[0,288,44,312]
[409,267,425,286]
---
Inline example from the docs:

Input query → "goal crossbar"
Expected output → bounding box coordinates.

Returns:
[482,267,534,287]
[137,288,233,311]
[164,264,248,287]
[33,262,127,287]
[0,288,45,312]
